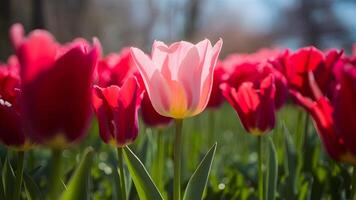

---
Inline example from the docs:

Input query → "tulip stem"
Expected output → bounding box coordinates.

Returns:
[48,149,63,200]
[117,147,127,200]
[258,136,264,200]
[13,151,25,200]
[174,119,183,200]
[352,166,356,200]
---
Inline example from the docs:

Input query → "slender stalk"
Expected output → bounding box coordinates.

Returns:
[155,129,165,191]
[13,151,25,200]
[258,136,264,200]
[352,166,356,200]
[173,119,183,200]
[47,149,63,200]
[117,147,127,200]
[208,110,215,146]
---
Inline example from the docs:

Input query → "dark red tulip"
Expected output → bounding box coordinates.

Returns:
[333,66,356,156]
[0,56,29,148]
[14,24,99,147]
[271,47,343,100]
[221,62,277,134]
[207,61,228,108]
[292,64,356,164]
[260,65,288,109]
[226,58,287,110]
[92,77,143,147]
[135,73,172,127]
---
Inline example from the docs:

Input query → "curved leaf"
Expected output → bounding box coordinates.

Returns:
[2,156,15,199]
[23,172,44,200]
[123,146,163,200]
[59,147,94,200]
[266,137,278,200]
[183,143,217,200]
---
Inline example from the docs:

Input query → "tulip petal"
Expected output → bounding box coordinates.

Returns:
[22,44,97,144]
[0,104,25,147]
[178,46,202,110]
[115,77,142,145]
[92,86,115,144]
[196,39,223,114]
[18,30,58,83]
[148,71,173,116]
[9,23,25,50]
[131,47,157,80]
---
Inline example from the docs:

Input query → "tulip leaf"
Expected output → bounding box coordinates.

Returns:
[283,124,297,197]
[0,158,5,200]
[23,172,44,200]
[183,143,217,200]
[2,156,15,199]
[298,175,313,200]
[123,146,163,200]
[59,147,94,200]
[266,137,278,200]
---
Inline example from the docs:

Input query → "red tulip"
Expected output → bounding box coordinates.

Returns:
[0,56,20,104]
[13,24,99,147]
[92,77,143,147]
[0,56,30,149]
[221,59,279,135]
[97,48,136,87]
[271,47,343,100]
[292,64,356,164]
[226,58,288,110]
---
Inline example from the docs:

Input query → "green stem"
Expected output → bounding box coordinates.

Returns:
[258,136,264,200]
[174,119,183,200]
[47,149,63,200]
[156,129,165,191]
[208,110,215,146]
[302,114,310,150]
[117,147,127,200]
[352,166,356,200]
[13,151,25,200]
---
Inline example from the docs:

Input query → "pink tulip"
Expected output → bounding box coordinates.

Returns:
[130,39,223,118]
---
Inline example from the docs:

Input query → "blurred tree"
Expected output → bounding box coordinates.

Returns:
[183,0,201,40]
[32,0,45,29]
[278,0,350,48]
[0,0,11,60]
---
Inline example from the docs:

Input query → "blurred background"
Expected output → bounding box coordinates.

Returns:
[1,0,356,61]
[1,1,356,199]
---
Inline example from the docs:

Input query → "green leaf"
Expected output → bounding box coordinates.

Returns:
[266,137,278,200]
[2,156,15,199]
[298,175,313,200]
[183,143,217,200]
[123,146,163,200]
[0,157,5,200]
[59,147,95,200]
[23,172,44,200]
[283,124,297,197]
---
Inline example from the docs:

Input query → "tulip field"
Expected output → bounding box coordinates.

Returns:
[0,23,356,200]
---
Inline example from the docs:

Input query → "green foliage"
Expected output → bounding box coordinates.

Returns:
[0,104,354,199]
[123,146,163,200]
[59,147,94,200]
[184,143,217,200]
